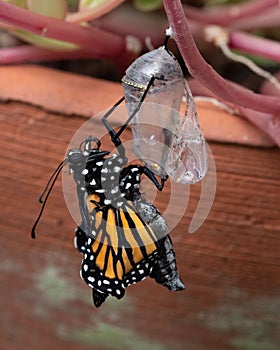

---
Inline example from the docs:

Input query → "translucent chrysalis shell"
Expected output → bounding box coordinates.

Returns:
[122,46,207,184]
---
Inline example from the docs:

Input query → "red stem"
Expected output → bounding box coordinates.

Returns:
[184,0,278,26]
[0,0,125,58]
[92,3,167,49]
[163,0,280,114]
[261,72,280,97]
[188,79,280,146]
[238,107,280,146]
[229,31,280,63]
[230,6,280,30]
[0,45,94,64]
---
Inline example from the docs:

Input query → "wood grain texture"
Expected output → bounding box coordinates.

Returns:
[0,100,279,350]
[0,65,274,147]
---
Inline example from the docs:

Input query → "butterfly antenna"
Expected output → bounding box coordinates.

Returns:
[31,159,68,239]
[38,159,67,203]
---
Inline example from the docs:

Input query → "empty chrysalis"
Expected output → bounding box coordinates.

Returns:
[122,30,207,184]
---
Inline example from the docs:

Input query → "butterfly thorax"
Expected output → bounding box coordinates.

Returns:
[83,151,144,209]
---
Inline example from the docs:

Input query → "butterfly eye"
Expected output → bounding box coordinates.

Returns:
[67,149,83,164]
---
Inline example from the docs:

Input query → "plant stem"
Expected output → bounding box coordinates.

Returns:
[261,72,280,97]
[229,31,280,63]
[163,0,280,114]
[230,6,280,30]
[0,45,93,64]
[188,79,280,146]
[0,0,125,58]
[92,3,167,48]
[238,107,280,147]
[184,0,278,26]
[66,0,125,22]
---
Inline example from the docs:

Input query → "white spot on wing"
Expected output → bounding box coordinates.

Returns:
[111,186,119,194]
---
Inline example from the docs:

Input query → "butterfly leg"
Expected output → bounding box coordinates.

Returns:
[141,165,168,191]
[115,75,157,138]
[102,75,165,157]
[101,96,126,157]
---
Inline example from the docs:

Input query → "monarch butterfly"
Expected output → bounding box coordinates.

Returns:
[69,135,184,307]
[32,102,185,308]
[31,31,186,307]
[32,131,185,307]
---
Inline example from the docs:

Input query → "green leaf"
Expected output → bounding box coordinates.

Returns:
[27,0,67,19]
[133,0,162,12]
[12,29,78,50]
[79,0,107,10]
[3,0,27,8]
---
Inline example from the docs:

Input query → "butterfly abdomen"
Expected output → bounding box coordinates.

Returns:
[150,236,185,291]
